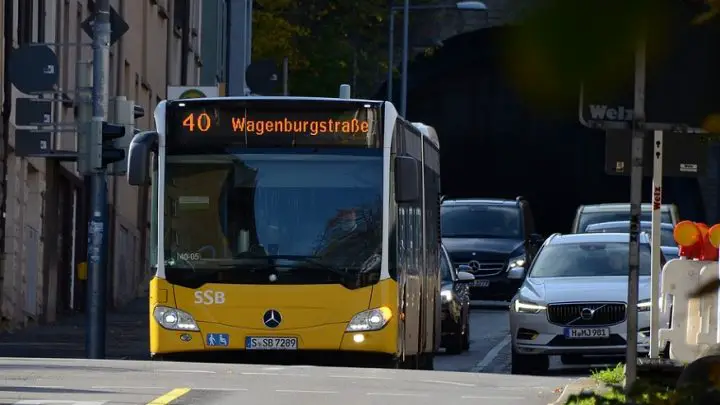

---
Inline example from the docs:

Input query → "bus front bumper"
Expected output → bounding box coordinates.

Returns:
[150,320,398,357]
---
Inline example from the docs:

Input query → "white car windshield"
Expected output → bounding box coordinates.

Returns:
[529,242,654,277]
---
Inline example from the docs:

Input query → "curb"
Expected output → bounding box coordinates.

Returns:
[549,378,602,405]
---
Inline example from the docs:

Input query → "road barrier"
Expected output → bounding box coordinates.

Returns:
[657,221,720,363]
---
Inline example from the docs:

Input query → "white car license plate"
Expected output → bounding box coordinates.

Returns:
[245,336,298,350]
[473,279,490,287]
[564,328,610,339]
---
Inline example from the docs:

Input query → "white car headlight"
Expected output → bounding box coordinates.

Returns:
[507,255,526,271]
[637,298,662,312]
[441,290,453,303]
[346,307,392,332]
[513,299,546,314]
[153,306,199,331]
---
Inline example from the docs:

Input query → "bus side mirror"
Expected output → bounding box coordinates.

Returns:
[127,131,158,186]
[395,155,420,203]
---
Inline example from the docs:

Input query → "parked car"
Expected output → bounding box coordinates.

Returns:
[570,203,679,233]
[440,244,474,354]
[508,232,669,375]
[585,220,679,260]
[441,197,543,301]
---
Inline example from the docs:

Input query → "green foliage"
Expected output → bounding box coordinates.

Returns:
[592,363,625,386]
[251,0,391,97]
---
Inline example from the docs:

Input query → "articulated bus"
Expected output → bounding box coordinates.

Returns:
[126,96,441,369]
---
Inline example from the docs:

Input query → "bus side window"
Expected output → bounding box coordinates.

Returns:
[399,207,406,274]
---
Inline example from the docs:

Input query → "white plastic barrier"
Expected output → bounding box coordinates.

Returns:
[658,259,719,362]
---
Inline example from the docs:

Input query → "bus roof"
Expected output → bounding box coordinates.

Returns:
[167,96,385,105]
[411,122,440,148]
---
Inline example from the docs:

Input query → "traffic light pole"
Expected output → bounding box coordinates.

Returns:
[87,0,111,359]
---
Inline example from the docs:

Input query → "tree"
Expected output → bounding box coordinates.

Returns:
[251,0,391,97]
[252,0,310,71]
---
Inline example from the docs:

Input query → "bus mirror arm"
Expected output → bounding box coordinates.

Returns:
[127,131,158,186]
[394,155,420,203]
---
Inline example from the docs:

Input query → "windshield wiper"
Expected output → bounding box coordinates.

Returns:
[264,255,355,280]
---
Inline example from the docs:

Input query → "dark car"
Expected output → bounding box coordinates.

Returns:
[440,244,474,354]
[441,197,543,301]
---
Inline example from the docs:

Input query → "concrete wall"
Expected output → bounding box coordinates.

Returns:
[0,0,203,331]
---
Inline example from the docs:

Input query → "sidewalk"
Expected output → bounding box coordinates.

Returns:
[0,297,149,360]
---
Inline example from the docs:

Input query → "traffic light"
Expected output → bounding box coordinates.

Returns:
[101,121,126,167]
[106,97,145,175]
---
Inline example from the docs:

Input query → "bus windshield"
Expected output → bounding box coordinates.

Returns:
[162,149,383,287]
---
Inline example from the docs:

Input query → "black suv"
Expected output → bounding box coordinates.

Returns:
[440,197,542,301]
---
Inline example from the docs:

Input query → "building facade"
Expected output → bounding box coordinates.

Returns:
[0,0,203,331]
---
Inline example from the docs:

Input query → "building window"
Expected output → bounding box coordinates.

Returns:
[17,0,34,44]
[174,0,188,31]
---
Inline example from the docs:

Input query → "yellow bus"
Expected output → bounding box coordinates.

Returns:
[126,96,442,369]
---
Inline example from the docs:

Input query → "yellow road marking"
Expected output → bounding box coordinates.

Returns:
[146,387,192,404]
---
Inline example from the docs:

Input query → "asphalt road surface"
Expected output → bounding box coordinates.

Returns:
[0,357,572,405]
[0,301,618,405]
[438,302,625,375]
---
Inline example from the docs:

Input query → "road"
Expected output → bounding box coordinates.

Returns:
[0,301,610,405]
[440,302,624,375]
[0,357,572,405]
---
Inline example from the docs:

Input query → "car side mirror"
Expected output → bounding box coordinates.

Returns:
[457,264,472,273]
[507,266,526,280]
[457,271,475,282]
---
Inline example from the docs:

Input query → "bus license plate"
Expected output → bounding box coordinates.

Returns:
[564,328,610,339]
[245,337,298,350]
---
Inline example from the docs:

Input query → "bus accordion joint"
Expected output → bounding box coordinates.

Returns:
[673,221,719,261]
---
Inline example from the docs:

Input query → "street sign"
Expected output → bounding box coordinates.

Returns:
[15,130,52,157]
[81,6,129,46]
[15,130,77,161]
[246,60,280,95]
[604,130,706,178]
[580,2,720,130]
[15,98,52,126]
[167,86,219,100]
[8,46,59,94]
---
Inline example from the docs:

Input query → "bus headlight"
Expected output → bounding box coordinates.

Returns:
[346,307,392,332]
[153,306,199,331]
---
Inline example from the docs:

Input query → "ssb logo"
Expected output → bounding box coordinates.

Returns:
[194,290,225,305]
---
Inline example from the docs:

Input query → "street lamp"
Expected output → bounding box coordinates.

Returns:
[387,1,488,116]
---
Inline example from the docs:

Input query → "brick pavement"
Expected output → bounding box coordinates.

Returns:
[0,297,149,360]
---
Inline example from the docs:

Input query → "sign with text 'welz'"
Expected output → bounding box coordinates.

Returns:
[165,99,383,152]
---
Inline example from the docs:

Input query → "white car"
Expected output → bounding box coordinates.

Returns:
[508,232,668,375]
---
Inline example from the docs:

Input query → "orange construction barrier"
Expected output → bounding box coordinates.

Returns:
[674,221,719,261]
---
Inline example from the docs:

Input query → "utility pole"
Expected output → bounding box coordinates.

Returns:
[625,32,647,391]
[400,0,410,116]
[227,0,253,96]
[87,0,111,359]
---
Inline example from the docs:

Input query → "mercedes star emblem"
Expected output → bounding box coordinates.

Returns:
[263,309,282,328]
[580,308,594,320]
[468,260,481,271]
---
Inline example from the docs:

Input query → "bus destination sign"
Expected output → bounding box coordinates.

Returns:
[166,100,382,151]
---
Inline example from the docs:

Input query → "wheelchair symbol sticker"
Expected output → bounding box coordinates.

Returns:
[206,333,229,347]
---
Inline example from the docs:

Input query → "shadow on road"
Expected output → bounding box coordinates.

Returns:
[0,297,149,360]
[0,386,116,394]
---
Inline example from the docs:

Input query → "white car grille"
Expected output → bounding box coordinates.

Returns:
[547,302,627,326]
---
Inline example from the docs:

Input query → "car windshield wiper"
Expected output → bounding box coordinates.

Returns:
[264,255,355,280]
